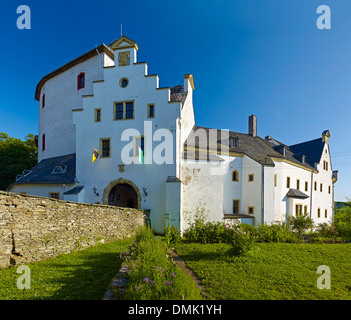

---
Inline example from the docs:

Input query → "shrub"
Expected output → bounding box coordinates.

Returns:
[317,223,339,238]
[224,224,256,256]
[256,223,300,243]
[122,227,202,300]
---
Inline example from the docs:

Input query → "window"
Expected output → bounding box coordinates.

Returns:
[229,137,238,148]
[134,137,145,157]
[248,207,254,215]
[314,181,317,191]
[52,165,67,174]
[49,192,60,200]
[304,205,308,216]
[296,179,300,190]
[42,133,45,151]
[320,183,323,192]
[287,177,290,188]
[318,208,321,218]
[100,138,111,158]
[115,103,124,120]
[325,209,328,218]
[114,101,134,120]
[42,94,45,108]
[232,170,239,182]
[119,78,129,88]
[305,181,308,192]
[232,200,240,214]
[328,185,331,194]
[77,72,85,90]
[248,174,254,182]
[295,204,303,216]
[274,174,277,187]
[147,104,155,118]
[323,160,329,171]
[95,108,101,122]
[126,102,134,119]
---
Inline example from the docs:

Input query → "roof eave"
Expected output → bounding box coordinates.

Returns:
[34,44,114,100]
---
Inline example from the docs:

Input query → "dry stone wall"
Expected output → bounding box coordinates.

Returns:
[0,191,146,268]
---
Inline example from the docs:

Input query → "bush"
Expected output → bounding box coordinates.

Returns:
[182,219,228,244]
[224,224,256,256]
[256,223,300,243]
[122,227,202,300]
[317,223,339,238]
[182,218,255,255]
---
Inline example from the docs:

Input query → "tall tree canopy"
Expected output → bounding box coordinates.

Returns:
[0,132,38,190]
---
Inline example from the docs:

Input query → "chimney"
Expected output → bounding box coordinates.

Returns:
[249,115,257,137]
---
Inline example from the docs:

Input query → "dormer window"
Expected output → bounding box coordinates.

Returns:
[77,72,85,90]
[229,137,238,148]
[51,165,67,174]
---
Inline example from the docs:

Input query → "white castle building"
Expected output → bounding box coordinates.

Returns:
[9,36,338,234]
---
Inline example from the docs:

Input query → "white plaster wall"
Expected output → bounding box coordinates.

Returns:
[9,184,75,200]
[223,156,243,214]
[311,142,334,225]
[181,159,224,231]
[241,155,262,226]
[38,53,108,162]
[73,47,182,234]
[270,161,312,224]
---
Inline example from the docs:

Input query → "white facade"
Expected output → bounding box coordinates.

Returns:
[10,36,337,233]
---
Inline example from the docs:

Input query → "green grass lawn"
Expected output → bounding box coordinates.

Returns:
[175,242,351,300]
[0,238,132,300]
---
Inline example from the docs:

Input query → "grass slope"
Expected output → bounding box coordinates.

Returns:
[0,238,132,300]
[175,243,351,300]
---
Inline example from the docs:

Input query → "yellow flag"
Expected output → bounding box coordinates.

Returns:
[92,148,99,162]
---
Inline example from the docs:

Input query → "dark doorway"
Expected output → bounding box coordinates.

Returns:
[108,183,138,209]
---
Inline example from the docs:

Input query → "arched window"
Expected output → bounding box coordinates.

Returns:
[232,170,239,182]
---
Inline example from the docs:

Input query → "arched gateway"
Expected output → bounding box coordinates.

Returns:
[102,178,141,209]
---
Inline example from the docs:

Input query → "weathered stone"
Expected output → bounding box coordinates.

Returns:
[0,190,145,268]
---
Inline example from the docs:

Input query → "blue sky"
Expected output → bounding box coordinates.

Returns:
[0,0,350,201]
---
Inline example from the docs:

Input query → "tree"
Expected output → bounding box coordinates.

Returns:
[288,215,314,238]
[0,132,38,190]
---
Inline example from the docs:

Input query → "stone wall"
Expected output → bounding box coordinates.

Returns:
[0,191,146,268]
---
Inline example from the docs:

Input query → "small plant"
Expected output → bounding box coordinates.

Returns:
[122,227,202,300]
[164,224,182,246]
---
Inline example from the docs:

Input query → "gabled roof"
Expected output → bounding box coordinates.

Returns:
[109,35,139,51]
[9,154,76,188]
[63,185,84,195]
[184,125,316,170]
[289,138,325,168]
[286,188,309,199]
